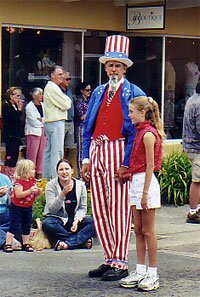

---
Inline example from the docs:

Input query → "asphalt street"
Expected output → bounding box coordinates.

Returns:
[0,205,200,297]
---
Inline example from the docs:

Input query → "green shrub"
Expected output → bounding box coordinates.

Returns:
[32,194,46,228]
[32,179,48,228]
[87,191,92,215]
[157,151,192,206]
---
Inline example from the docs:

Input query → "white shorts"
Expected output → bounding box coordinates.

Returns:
[129,172,161,210]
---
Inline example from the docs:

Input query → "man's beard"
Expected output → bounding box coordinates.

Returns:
[109,75,118,92]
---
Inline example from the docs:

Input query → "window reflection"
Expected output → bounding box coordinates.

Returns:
[2,28,200,141]
[165,38,200,139]
[2,27,82,99]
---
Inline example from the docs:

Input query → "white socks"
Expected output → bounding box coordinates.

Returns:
[190,204,200,214]
[136,264,158,276]
[190,208,197,214]
[147,266,158,277]
[136,264,146,275]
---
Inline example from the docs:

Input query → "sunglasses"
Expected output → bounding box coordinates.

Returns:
[66,78,71,81]
[84,89,91,92]
[12,93,21,97]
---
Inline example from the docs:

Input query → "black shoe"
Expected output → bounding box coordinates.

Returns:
[101,268,128,281]
[88,264,111,277]
[186,212,200,224]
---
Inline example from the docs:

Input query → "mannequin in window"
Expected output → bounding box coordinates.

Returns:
[37,50,55,76]
[164,55,176,137]
[184,57,200,101]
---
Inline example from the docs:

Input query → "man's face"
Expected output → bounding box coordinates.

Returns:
[60,72,71,90]
[65,72,71,88]
[105,61,127,81]
[51,67,64,85]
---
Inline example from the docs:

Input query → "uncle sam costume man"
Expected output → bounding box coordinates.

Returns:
[81,35,146,281]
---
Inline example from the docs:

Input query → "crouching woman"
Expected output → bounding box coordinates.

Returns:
[42,159,95,251]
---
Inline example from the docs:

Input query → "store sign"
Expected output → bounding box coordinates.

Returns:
[126,5,165,30]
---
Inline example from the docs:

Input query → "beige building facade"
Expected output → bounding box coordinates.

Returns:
[0,0,200,146]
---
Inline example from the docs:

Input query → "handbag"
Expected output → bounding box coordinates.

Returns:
[30,218,51,250]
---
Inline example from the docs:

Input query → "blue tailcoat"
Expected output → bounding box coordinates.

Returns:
[82,78,146,167]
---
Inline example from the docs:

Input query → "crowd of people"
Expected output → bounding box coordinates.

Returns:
[0,34,199,293]
[2,66,91,180]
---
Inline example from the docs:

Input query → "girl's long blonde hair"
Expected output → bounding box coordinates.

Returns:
[130,96,165,140]
[14,159,35,180]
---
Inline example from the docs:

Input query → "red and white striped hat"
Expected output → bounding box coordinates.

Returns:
[99,35,133,68]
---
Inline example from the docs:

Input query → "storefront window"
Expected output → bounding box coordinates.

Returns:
[84,31,107,88]
[84,33,163,105]
[2,27,199,141]
[128,36,162,109]
[2,27,82,99]
[165,37,200,139]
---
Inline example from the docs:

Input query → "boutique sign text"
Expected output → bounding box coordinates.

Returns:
[126,5,165,30]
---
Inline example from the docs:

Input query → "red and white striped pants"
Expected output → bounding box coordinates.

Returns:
[90,139,132,270]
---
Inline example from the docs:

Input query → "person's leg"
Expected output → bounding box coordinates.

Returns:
[0,212,21,248]
[137,209,159,292]
[189,153,200,209]
[21,207,33,244]
[90,140,130,281]
[0,212,10,232]
[26,135,40,165]
[119,207,147,288]
[4,204,20,251]
[103,140,131,270]
[42,216,71,247]
[66,122,75,148]
[35,128,47,175]
[141,209,157,267]
[64,216,96,248]
[49,121,65,179]
[90,141,114,266]
[77,125,82,177]
[133,207,146,265]
[189,182,200,209]
[21,207,34,251]
[187,153,200,223]
[0,228,6,248]
[7,204,21,239]
[0,212,10,247]
[42,123,51,180]
[5,137,20,167]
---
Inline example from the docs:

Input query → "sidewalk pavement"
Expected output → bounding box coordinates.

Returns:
[0,205,199,297]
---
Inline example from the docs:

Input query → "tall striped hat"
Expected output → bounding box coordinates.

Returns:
[99,35,133,68]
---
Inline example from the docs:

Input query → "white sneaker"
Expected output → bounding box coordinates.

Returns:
[119,271,145,288]
[138,274,159,291]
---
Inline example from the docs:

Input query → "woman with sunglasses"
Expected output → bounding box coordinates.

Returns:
[2,87,24,170]
[75,82,92,177]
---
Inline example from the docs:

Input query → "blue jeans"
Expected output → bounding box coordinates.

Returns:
[0,212,10,247]
[42,216,96,249]
[42,120,65,180]
[0,211,22,248]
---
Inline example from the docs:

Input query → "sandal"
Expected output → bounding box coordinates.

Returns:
[12,242,22,251]
[22,243,34,252]
[54,240,69,251]
[3,244,13,253]
[83,238,92,249]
